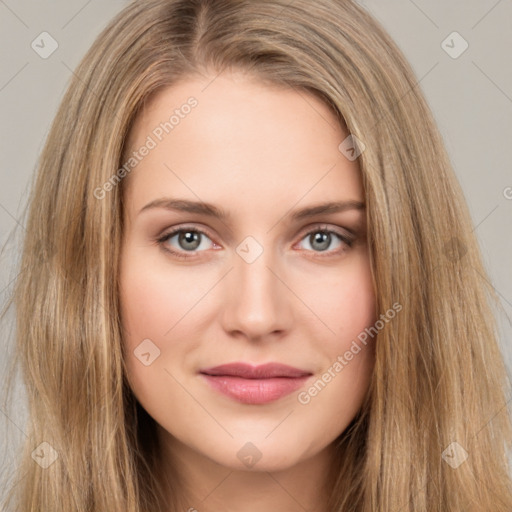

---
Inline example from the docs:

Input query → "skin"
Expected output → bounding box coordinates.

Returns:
[119,70,376,512]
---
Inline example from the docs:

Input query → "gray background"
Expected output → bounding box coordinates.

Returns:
[1,0,511,502]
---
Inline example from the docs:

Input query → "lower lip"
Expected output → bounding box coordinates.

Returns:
[200,374,311,404]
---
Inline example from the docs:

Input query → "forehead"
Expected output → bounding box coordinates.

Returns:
[122,73,363,216]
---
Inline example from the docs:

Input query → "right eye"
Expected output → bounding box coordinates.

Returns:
[156,226,220,259]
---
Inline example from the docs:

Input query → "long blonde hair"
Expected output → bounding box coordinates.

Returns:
[2,0,512,510]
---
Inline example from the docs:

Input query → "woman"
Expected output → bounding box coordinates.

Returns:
[2,0,512,510]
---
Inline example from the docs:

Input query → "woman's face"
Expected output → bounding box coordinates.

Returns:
[119,71,376,473]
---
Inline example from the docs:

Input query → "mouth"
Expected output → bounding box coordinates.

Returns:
[199,362,313,405]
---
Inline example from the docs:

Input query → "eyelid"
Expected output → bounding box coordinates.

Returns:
[296,222,354,240]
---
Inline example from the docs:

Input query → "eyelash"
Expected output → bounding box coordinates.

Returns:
[156,224,355,260]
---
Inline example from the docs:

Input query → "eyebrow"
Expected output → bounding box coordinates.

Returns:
[138,198,365,221]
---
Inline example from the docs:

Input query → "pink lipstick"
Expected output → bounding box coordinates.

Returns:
[199,362,312,405]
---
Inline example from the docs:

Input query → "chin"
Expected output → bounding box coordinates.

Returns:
[196,435,315,473]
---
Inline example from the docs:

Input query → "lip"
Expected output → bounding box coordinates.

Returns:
[199,362,312,405]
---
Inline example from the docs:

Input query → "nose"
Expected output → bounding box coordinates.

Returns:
[220,246,294,342]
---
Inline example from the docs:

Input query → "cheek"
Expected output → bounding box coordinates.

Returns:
[335,268,376,341]
[300,253,376,403]
[119,253,197,408]
[119,252,207,344]
[319,259,376,401]
[302,254,376,345]
[118,249,224,396]
[295,272,376,430]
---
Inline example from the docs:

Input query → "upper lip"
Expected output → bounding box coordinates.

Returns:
[199,362,312,379]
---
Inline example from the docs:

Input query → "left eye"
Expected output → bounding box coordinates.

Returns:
[296,229,352,253]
